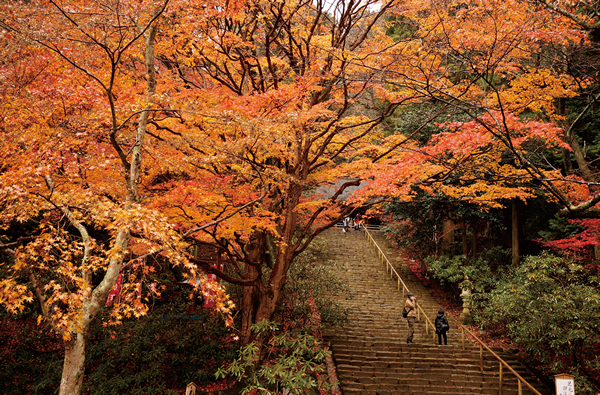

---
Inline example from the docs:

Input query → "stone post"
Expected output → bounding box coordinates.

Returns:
[458,275,474,325]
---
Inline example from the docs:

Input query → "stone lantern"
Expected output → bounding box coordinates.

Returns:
[458,275,474,325]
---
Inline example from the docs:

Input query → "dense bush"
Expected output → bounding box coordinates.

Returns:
[216,320,332,395]
[276,236,350,330]
[0,297,237,395]
[84,298,237,394]
[424,247,511,294]
[0,307,63,395]
[473,253,600,394]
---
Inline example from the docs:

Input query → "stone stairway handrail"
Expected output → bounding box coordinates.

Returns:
[363,227,437,342]
[363,227,544,395]
[458,324,543,395]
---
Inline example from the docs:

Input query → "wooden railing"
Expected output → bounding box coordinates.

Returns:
[363,227,437,344]
[458,325,542,395]
[362,227,543,395]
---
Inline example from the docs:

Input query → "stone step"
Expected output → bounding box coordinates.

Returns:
[317,229,551,395]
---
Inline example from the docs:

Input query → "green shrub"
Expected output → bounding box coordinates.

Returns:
[84,299,237,394]
[276,236,349,329]
[475,253,600,394]
[0,308,62,395]
[424,247,509,294]
[216,320,333,395]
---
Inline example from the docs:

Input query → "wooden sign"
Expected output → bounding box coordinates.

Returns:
[555,373,575,395]
[185,382,197,395]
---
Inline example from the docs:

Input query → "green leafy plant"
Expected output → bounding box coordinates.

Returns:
[276,236,350,329]
[424,247,509,294]
[84,299,237,394]
[474,253,600,394]
[216,320,333,395]
[538,214,585,242]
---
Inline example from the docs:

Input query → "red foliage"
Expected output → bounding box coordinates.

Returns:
[540,219,600,260]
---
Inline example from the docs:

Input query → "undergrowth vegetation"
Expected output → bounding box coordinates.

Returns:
[0,234,347,394]
[1,297,236,394]
[381,200,600,394]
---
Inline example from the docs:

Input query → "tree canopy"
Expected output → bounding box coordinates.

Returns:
[1,0,600,393]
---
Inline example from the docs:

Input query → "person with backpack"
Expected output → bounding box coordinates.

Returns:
[404,292,417,344]
[434,309,450,345]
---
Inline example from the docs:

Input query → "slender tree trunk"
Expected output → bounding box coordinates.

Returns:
[59,331,88,395]
[512,200,520,266]
[472,221,478,256]
[461,221,468,256]
[570,137,598,192]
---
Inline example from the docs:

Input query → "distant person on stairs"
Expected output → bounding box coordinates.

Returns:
[404,292,418,344]
[434,309,450,345]
[342,217,351,233]
[353,214,361,230]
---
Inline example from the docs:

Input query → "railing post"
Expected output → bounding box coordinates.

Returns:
[364,228,544,395]
[499,363,503,395]
[460,325,543,395]
[480,344,483,372]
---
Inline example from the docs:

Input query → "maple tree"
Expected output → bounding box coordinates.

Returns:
[1,0,410,388]
[352,0,600,225]
[2,0,599,392]
[539,218,600,259]
[139,0,407,349]
[0,1,233,394]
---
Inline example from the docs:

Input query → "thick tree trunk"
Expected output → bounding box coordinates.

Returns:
[240,231,268,345]
[512,200,520,266]
[241,265,259,345]
[442,219,454,254]
[59,331,87,395]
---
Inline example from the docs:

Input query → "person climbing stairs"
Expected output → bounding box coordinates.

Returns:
[320,227,550,394]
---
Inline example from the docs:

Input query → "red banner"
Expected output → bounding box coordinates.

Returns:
[105,273,123,306]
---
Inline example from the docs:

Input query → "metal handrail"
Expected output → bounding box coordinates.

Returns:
[363,227,437,343]
[363,227,542,395]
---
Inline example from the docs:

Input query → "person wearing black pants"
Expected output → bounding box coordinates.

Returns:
[434,309,449,345]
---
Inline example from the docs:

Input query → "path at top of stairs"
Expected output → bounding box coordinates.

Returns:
[318,227,550,395]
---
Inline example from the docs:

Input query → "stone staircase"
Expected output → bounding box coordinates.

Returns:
[319,227,550,395]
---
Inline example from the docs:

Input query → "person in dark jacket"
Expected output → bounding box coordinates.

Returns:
[434,309,449,345]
